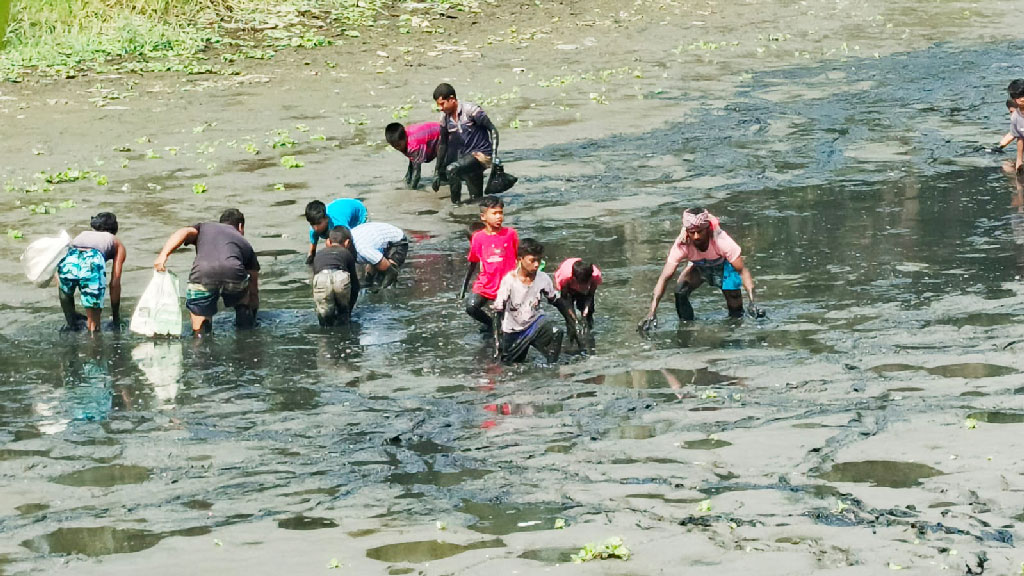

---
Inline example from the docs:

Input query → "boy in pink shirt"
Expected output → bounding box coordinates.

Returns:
[461,196,519,332]
[638,207,761,332]
[385,121,441,189]
[553,258,602,333]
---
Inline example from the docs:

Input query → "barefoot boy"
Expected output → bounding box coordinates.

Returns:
[492,238,577,363]
[312,226,359,326]
[554,258,602,333]
[57,212,127,332]
[385,121,441,189]
[638,207,760,332]
[461,196,518,332]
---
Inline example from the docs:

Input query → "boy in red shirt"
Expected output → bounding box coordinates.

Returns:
[385,121,441,189]
[460,195,518,332]
[553,258,602,333]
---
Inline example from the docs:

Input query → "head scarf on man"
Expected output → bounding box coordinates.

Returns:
[683,207,719,231]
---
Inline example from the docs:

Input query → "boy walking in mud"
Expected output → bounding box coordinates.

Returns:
[305,198,367,265]
[492,238,578,363]
[637,207,761,332]
[461,195,518,333]
[312,226,359,326]
[154,209,260,335]
[432,83,499,204]
[385,121,441,189]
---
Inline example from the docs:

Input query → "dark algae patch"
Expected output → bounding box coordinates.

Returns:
[52,465,150,487]
[22,526,210,557]
[276,515,339,530]
[925,364,1017,379]
[682,438,732,450]
[817,461,944,488]
[966,411,1024,424]
[366,538,504,563]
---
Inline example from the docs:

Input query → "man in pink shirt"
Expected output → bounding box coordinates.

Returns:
[638,207,761,332]
[461,196,519,333]
[554,258,602,333]
[385,121,441,189]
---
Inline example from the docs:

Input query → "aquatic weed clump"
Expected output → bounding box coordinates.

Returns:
[570,536,631,563]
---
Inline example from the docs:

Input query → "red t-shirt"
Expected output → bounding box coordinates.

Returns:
[468,227,519,299]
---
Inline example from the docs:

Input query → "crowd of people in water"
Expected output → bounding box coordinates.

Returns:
[48,79,1024,363]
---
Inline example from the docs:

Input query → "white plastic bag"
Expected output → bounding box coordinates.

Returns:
[130,271,183,337]
[21,230,71,288]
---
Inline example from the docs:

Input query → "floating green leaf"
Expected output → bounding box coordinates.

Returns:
[698,499,712,513]
[193,183,207,195]
[7,229,24,239]
[554,518,566,529]
[281,156,304,169]
[965,418,978,430]
[59,199,76,208]
[145,149,161,159]
[273,183,285,191]
[95,174,108,186]
[327,558,341,569]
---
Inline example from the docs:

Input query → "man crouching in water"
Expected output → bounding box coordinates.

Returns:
[638,207,761,332]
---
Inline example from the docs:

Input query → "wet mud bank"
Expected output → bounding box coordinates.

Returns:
[3,0,1024,573]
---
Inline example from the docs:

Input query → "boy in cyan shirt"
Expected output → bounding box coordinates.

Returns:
[304,198,367,265]
[461,196,518,333]
[492,238,577,363]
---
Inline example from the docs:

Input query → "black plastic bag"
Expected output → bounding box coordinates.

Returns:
[485,160,518,195]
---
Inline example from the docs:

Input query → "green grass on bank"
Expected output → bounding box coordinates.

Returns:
[0,0,478,81]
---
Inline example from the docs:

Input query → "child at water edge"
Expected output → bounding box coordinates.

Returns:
[637,207,761,332]
[553,258,602,334]
[1007,79,1024,172]
[311,226,359,326]
[57,212,127,332]
[461,196,518,333]
[492,238,578,363]
[385,121,441,189]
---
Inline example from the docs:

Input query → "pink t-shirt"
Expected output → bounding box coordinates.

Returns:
[667,228,741,267]
[468,227,519,299]
[553,257,603,294]
[405,122,441,164]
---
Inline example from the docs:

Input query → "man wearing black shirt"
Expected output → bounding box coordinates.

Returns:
[312,226,359,326]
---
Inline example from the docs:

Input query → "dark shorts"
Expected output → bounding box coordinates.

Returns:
[690,261,742,291]
[185,279,248,317]
[384,238,409,267]
[501,315,562,363]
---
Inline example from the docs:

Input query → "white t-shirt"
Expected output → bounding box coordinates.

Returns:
[492,270,557,332]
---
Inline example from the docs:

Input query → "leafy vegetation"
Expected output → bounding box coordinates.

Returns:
[1,0,483,82]
[571,537,631,563]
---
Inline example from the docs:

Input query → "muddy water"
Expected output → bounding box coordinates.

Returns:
[3,0,1024,573]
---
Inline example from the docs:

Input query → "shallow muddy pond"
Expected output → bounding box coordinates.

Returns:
[2,6,1024,575]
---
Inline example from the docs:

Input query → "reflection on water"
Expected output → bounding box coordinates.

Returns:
[365,538,504,563]
[817,460,945,489]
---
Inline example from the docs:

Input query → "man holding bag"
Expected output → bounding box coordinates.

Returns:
[153,209,260,335]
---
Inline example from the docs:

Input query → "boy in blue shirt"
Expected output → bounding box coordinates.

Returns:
[305,198,367,265]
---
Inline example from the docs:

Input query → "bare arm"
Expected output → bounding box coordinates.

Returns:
[154,227,198,271]
[1000,132,1015,149]
[646,259,681,318]
[110,239,127,324]
[1017,138,1023,171]
[550,293,578,341]
[729,255,756,303]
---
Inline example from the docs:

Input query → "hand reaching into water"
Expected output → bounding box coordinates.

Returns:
[747,304,766,319]
[637,314,657,334]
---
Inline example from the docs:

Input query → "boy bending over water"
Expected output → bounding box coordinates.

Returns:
[492,238,577,363]
[312,226,359,326]
[385,121,441,189]
[57,212,127,332]
[638,207,761,332]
